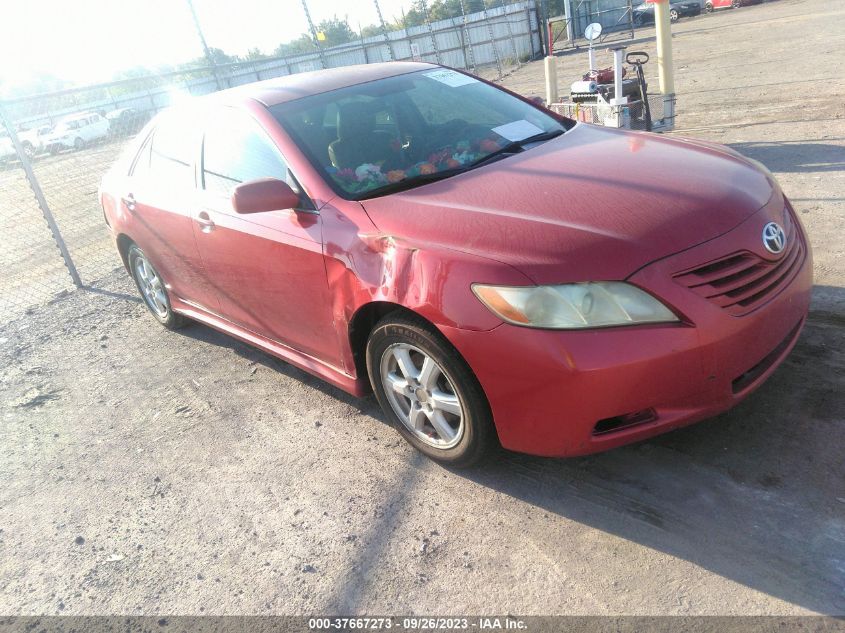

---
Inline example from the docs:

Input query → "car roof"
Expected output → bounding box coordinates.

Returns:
[60,112,98,122]
[212,61,438,107]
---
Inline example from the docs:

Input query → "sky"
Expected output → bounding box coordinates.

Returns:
[0,0,414,91]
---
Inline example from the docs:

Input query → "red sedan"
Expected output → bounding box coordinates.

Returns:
[100,63,812,467]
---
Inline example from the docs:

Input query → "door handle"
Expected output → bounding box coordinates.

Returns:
[196,210,215,233]
[121,193,136,212]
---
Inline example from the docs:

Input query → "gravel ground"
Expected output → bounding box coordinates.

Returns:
[1,0,843,617]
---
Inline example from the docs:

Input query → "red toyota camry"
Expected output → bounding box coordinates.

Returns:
[100,62,812,466]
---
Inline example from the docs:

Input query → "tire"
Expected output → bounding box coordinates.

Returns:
[22,142,35,159]
[127,245,187,330]
[367,315,497,468]
[73,137,85,151]
[731,0,740,6]
[670,8,679,21]
[704,2,713,11]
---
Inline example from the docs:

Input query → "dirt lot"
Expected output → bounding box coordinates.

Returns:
[1,0,843,617]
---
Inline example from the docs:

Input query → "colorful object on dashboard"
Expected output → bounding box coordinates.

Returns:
[325,138,501,193]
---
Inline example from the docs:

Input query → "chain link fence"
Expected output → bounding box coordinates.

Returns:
[0,0,543,324]
[547,0,635,53]
[0,136,77,317]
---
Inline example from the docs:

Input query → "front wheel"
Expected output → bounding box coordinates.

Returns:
[367,316,497,467]
[670,8,679,20]
[128,245,187,330]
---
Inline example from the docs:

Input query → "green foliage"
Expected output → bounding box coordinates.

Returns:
[315,16,358,46]
[361,24,385,38]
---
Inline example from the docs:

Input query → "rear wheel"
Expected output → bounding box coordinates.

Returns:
[73,137,85,150]
[704,2,713,11]
[367,316,496,467]
[128,245,187,330]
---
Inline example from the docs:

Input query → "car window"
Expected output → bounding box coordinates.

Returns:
[202,108,295,198]
[148,110,198,189]
[272,69,566,199]
[130,133,153,178]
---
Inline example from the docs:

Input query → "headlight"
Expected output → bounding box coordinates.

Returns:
[472,282,678,329]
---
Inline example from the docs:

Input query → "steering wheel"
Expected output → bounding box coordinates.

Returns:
[626,51,650,65]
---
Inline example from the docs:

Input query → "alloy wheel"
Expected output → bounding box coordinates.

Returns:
[379,343,465,449]
[134,255,169,318]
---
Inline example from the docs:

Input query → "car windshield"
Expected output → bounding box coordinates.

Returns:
[271,69,567,199]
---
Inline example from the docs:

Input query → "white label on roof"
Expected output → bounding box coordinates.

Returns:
[422,69,478,87]
[491,120,544,142]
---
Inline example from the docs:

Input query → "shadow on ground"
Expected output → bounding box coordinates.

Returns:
[170,282,845,614]
[730,139,845,174]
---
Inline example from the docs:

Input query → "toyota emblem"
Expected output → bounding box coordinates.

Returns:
[762,222,786,254]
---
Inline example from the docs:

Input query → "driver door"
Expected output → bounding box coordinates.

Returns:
[193,107,339,366]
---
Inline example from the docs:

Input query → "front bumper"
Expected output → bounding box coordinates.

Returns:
[441,200,813,457]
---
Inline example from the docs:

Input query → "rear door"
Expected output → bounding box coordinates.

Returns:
[192,106,338,365]
[123,112,219,312]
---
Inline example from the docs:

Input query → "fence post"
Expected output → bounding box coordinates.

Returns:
[481,6,504,79]
[420,0,443,64]
[301,0,328,68]
[373,0,396,61]
[0,103,82,288]
[526,7,536,58]
[458,0,477,71]
[501,0,522,68]
[186,0,224,90]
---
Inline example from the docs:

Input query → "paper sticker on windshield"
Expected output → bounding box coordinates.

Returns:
[423,69,478,87]
[492,120,545,142]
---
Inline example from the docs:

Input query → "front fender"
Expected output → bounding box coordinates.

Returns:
[320,199,531,376]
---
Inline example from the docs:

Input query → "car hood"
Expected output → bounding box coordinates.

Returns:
[360,123,777,283]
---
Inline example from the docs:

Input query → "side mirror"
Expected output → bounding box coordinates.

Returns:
[231,178,301,214]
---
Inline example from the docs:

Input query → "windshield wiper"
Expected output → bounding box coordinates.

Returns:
[467,129,565,169]
[358,168,463,199]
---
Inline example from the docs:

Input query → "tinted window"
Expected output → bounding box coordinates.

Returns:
[149,110,197,189]
[202,108,291,198]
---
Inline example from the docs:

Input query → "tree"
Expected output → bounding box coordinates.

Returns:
[205,47,237,65]
[428,0,465,21]
[360,24,385,38]
[243,48,269,61]
[274,34,318,57]
[315,16,357,46]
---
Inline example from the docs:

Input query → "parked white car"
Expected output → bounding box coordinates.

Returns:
[43,112,110,154]
[18,124,52,158]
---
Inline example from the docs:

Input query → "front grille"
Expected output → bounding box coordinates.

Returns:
[673,207,805,316]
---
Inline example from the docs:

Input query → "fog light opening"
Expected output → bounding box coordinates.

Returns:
[593,408,657,436]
